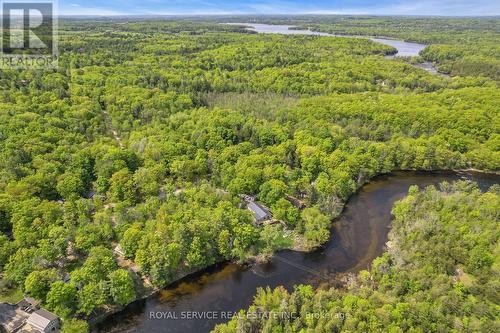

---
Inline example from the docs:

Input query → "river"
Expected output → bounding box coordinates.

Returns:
[98,171,499,333]
[226,23,438,73]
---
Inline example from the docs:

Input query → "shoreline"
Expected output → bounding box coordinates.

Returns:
[90,168,499,331]
[228,23,446,74]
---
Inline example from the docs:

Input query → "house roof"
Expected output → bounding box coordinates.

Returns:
[25,297,38,304]
[114,244,124,255]
[247,201,270,221]
[27,309,58,329]
[16,297,40,314]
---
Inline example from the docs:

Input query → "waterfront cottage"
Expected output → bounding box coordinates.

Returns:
[247,201,272,224]
[239,194,272,224]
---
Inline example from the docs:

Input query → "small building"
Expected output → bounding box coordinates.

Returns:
[239,194,272,224]
[247,201,272,224]
[85,189,96,199]
[285,195,306,210]
[16,297,40,314]
[26,309,59,333]
[240,194,255,202]
[113,244,125,257]
[62,273,71,284]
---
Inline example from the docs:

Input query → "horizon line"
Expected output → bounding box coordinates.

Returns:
[57,13,500,18]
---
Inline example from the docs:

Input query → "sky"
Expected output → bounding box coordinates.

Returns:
[58,0,500,16]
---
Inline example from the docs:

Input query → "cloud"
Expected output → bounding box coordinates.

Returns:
[368,0,500,16]
[58,1,500,16]
[59,7,126,16]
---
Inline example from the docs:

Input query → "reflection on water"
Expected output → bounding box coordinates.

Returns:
[239,23,333,36]
[238,23,426,56]
[228,23,439,72]
[370,37,426,57]
[98,171,499,333]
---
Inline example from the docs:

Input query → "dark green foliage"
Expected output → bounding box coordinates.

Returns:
[287,16,500,79]
[214,182,500,333]
[61,319,89,333]
[0,18,497,323]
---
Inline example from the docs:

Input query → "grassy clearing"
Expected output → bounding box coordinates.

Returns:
[0,285,23,304]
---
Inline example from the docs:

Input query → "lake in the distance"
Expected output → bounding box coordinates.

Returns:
[226,23,441,73]
[234,23,427,57]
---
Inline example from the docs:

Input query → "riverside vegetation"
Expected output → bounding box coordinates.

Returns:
[0,18,498,332]
[242,16,500,79]
[214,181,500,333]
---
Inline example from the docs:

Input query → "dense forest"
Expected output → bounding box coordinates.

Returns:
[280,16,500,79]
[220,16,500,79]
[214,181,500,333]
[0,17,498,332]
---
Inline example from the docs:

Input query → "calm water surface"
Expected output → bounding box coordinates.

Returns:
[237,23,427,56]
[226,23,441,73]
[99,26,462,333]
[98,171,498,333]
